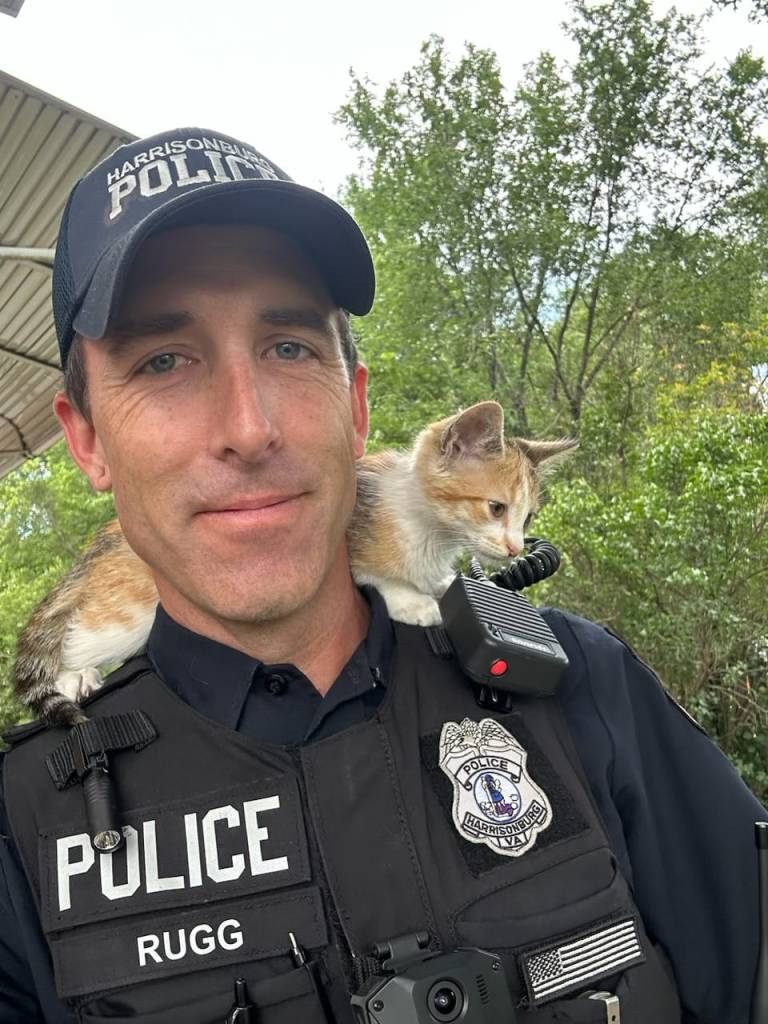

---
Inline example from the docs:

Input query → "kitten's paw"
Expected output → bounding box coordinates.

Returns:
[56,667,104,702]
[386,592,443,627]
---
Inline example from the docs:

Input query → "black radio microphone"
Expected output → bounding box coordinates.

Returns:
[437,538,569,700]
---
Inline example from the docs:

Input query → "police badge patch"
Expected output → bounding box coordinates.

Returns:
[439,718,552,858]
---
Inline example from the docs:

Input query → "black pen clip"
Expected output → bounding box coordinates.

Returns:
[225,977,255,1023]
[289,931,307,967]
[287,932,335,1024]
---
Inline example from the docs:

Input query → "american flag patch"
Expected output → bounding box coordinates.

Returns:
[520,917,645,1005]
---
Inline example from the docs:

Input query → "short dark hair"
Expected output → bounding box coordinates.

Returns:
[63,311,359,423]
[62,332,90,422]
[337,310,360,376]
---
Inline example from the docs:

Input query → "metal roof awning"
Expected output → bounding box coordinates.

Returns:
[0,70,133,478]
[0,1,26,17]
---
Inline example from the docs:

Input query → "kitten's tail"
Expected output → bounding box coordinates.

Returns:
[13,520,125,727]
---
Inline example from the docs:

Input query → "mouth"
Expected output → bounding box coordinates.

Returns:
[473,545,510,565]
[195,493,306,529]
[199,493,304,514]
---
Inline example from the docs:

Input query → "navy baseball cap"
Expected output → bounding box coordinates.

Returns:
[52,127,376,367]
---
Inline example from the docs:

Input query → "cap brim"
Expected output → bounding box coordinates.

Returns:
[72,178,375,339]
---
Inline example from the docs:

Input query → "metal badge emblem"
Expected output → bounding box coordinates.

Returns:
[439,717,552,857]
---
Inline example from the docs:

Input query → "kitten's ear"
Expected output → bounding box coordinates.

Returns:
[441,402,505,460]
[514,437,578,477]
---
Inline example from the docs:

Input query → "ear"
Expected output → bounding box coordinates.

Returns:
[513,436,578,477]
[350,361,369,460]
[440,401,504,461]
[53,391,113,492]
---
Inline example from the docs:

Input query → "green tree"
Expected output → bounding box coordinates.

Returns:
[338,0,768,435]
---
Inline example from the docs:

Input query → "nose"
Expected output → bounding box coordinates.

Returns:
[209,358,280,463]
[506,535,524,558]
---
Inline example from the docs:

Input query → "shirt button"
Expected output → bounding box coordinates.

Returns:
[264,673,288,696]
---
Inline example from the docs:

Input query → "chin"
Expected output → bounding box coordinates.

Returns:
[203,576,321,625]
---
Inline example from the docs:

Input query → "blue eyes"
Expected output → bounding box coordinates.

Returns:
[272,340,307,361]
[139,340,312,375]
[144,353,183,374]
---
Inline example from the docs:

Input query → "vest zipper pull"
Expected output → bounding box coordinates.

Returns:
[584,991,621,1023]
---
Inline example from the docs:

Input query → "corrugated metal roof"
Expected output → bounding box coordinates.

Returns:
[0,1,26,17]
[0,70,133,478]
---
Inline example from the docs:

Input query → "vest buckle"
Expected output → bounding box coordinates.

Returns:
[372,931,431,973]
[45,711,158,853]
[584,990,620,1024]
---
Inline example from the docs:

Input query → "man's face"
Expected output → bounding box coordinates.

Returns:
[56,224,368,631]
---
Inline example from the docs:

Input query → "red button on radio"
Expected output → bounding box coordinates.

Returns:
[489,659,508,676]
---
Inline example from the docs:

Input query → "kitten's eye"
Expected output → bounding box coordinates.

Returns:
[488,501,507,519]
[140,353,188,375]
[524,513,534,531]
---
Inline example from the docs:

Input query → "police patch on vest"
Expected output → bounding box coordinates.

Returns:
[439,718,552,857]
[39,776,309,932]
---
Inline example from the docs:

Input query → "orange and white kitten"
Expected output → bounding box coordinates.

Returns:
[14,401,576,725]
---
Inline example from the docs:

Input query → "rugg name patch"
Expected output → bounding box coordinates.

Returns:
[50,886,327,997]
[439,718,552,857]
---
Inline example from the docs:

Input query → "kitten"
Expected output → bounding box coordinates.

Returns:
[349,401,575,621]
[13,401,576,727]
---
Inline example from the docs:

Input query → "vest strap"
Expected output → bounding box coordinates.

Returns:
[45,711,157,789]
[473,684,516,712]
[352,953,384,989]
[425,626,453,659]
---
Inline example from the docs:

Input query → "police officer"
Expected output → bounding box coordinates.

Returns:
[0,127,765,1024]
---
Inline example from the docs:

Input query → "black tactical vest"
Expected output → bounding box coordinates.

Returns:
[3,621,682,1023]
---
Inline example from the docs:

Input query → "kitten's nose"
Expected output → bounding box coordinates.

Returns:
[507,536,524,558]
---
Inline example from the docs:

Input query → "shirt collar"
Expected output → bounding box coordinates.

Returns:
[146,585,393,730]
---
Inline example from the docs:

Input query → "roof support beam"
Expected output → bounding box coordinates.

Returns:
[0,412,31,457]
[0,339,60,371]
[0,246,55,268]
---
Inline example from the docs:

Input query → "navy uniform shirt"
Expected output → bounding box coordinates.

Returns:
[146,589,393,745]
[0,588,766,1023]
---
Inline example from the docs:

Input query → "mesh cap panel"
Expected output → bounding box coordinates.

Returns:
[51,192,78,366]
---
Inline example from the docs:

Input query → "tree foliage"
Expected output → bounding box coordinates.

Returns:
[337,0,767,437]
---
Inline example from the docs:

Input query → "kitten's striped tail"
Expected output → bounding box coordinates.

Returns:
[13,521,124,727]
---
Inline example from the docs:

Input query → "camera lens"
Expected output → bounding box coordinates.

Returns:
[427,980,464,1022]
[434,988,457,1013]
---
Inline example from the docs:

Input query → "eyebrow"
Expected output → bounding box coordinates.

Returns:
[106,306,334,349]
[106,311,194,350]
[258,306,334,337]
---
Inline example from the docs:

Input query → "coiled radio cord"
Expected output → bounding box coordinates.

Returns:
[469,536,562,592]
